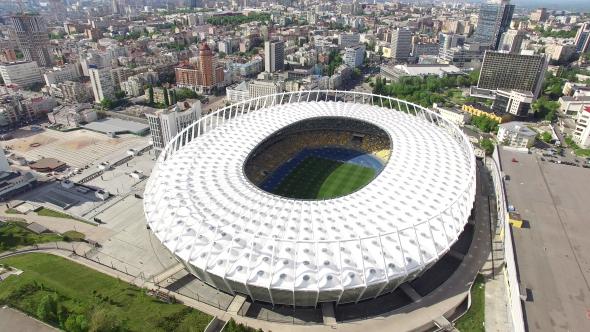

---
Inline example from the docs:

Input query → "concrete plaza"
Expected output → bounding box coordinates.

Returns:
[500,148,590,332]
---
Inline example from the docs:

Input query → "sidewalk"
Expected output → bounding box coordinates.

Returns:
[483,226,512,332]
[0,208,113,243]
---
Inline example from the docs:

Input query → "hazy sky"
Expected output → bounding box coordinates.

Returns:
[493,0,589,11]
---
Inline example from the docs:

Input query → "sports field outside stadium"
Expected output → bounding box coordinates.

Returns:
[271,156,376,199]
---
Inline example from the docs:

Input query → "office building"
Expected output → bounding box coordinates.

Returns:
[432,103,471,126]
[573,106,590,148]
[497,122,537,148]
[471,0,515,49]
[0,155,36,201]
[43,64,81,86]
[121,76,146,97]
[48,103,97,128]
[492,89,534,118]
[53,81,92,103]
[439,33,466,55]
[530,8,549,23]
[343,45,366,68]
[248,80,284,100]
[226,81,250,103]
[338,33,360,48]
[0,61,43,87]
[390,28,412,63]
[438,45,485,68]
[545,44,577,63]
[10,14,52,67]
[478,51,547,97]
[574,22,590,53]
[89,67,115,103]
[265,40,285,73]
[380,64,463,82]
[146,102,202,151]
[499,29,525,54]
[0,94,55,129]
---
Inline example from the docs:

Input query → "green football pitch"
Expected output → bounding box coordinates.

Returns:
[272,156,376,199]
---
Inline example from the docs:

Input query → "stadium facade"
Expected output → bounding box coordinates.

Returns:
[144,91,476,307]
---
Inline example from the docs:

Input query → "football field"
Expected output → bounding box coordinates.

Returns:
[272,156,376,199]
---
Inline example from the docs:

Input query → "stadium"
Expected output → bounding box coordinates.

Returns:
[144,91,476,307]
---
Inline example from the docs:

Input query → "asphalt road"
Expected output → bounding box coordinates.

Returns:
[500,148,590,332]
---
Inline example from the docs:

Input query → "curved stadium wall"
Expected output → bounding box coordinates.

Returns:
[143,91,476,307]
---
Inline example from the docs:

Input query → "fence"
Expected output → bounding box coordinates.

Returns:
[486,148,526,332]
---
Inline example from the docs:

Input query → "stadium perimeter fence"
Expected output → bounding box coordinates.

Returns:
[486,147,526,332]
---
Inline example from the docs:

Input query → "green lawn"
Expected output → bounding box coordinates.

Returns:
[5,208,22,214]
[223,318,260,332]
[0,253,212,332]
[35,207,91,224]
[455,274,485,332]
[36,207,78,220]
[272,156,376,199]
[0,222,62,252]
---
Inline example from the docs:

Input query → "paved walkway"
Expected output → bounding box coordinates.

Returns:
[0,208,113,243]
[0,306,57,332]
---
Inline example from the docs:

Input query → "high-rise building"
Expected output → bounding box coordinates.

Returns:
[197,43,216,88]
[478,51,547,97]
[264,40,285,73]
[530,8,549,23]
[492,89,534,118]
[390,28,412,63]
[89,67,115,103]
[574,22,590,53]
[175,43,224,92]
[0,61,43,87]
[43,64,81,86]
[10,14,52,67]
[338,33,360,49]
[499,29,525,53]
[343,45,366,68]
[472,0,515,50]
[573,106,590,148]
[438,33,466,55]
[147,102,202,152]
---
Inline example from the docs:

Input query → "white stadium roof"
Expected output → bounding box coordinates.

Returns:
[144,95,476,306]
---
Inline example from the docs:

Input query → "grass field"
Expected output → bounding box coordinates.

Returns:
[0,253,212,332]
[272,156,376,199]
[455,274,485,332]
[0,222,62,252]
[36,207,78,220]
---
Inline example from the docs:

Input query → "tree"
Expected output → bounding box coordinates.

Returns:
[36,293,58,323]
[162,87,169,106]
[148,86,154,105]
[471,115,499,133]
[480,138,495,155]
[532,96,559,122]
[89,308,121,332]
[169,89,176,105]
[100,98,114,110]
[115,90,126,99]
[541,132,553,143]
[65,314,89,332]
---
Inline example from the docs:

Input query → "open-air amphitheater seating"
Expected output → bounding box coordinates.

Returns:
[245,130,390,185]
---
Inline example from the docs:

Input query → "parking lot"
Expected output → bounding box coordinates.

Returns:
[1,127,149,168]
[500,147,590,332]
